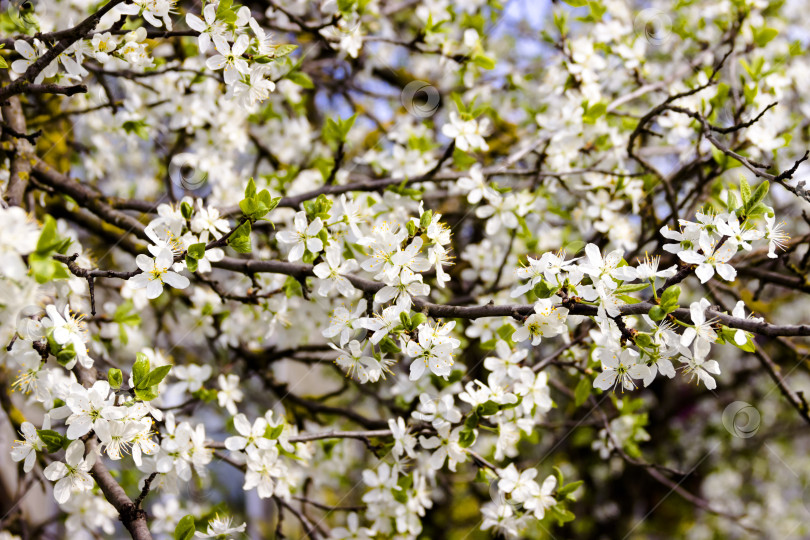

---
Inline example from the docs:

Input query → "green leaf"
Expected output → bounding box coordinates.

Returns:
[133,353,150,387]
[420,210,433,229]
[337,0,356,13]
[582,101,607,124]
[240,183,280,221]
[282,275,302,297]
[0,56,7,70]
[615,282,650,294]
[36,216,63,254]
[228,221,252,253]
[55,343,76,366]
[458,427,476,448]
[726,189,739,211]
[753,27,778,47]
[635,333,653,348]
[144,365,172,388]
[181,201,194,220]
[453,145,477,165]
[557,480,583,499]
[134,386,159,402]
[574,377,591,407]
[323,115,357,145]
[324,118,342,144]
[379,337,401,354]
[112,300,141,326]
[410,313,427,327]
[748,181,769,210]
[340,114,357,138]
[562,0,588,6]
[660,285,681,311]
[464,410,480,431]
[257,190,280,213]
[37,429,64,453]
[174,515,196,540]
[188,243,206,260]
[265,424,284,439]
[648,306,666,321]
[108,369,123,389]
[474,467,492,483]
[747,202,769,217]
[739,176,752,204]
[192,388,218,402]
[739,336,756,353]
[471,53,495,70]
[721,327,756,352]
[303,194,333,221]
[477,400,500,416]
[215,0,236,23]
[586,0,606,21]
[245,177,257,199]
[533,280,561,299]
[286,70,314,88]
[29,253,70,283]
[122,119,149,140]
[273,43,298,58]
[185,255,198,273]
[495,324,514,342]
[450,93,466,114]
[28,254,52,282]
[550,503,576,525]
[239,196,257,216]
[478,338,497,350]
[710,145,741,170]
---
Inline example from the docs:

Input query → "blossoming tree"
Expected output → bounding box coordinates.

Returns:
[1,0,810,538]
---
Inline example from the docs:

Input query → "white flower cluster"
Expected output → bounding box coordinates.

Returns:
[5,0,810,537]
[224,412,303,500]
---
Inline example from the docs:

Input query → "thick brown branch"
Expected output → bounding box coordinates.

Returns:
[0,0,125,102]
[90,447,153,540]
[1,95,33,207]
[214,256,810,336]
[31,158,149,240]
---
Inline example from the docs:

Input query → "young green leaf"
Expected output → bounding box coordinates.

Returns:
[739,176,752,204]
[615,282,650,294]
[228,221,252,253]
[660,285,681,311]
[133,353,150,387]
[574,377,591,407]
[174,515,196,540]
[37,429,65,453]
[108,369,123,389]
[144,365,172,388]
[187,243,206,260]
